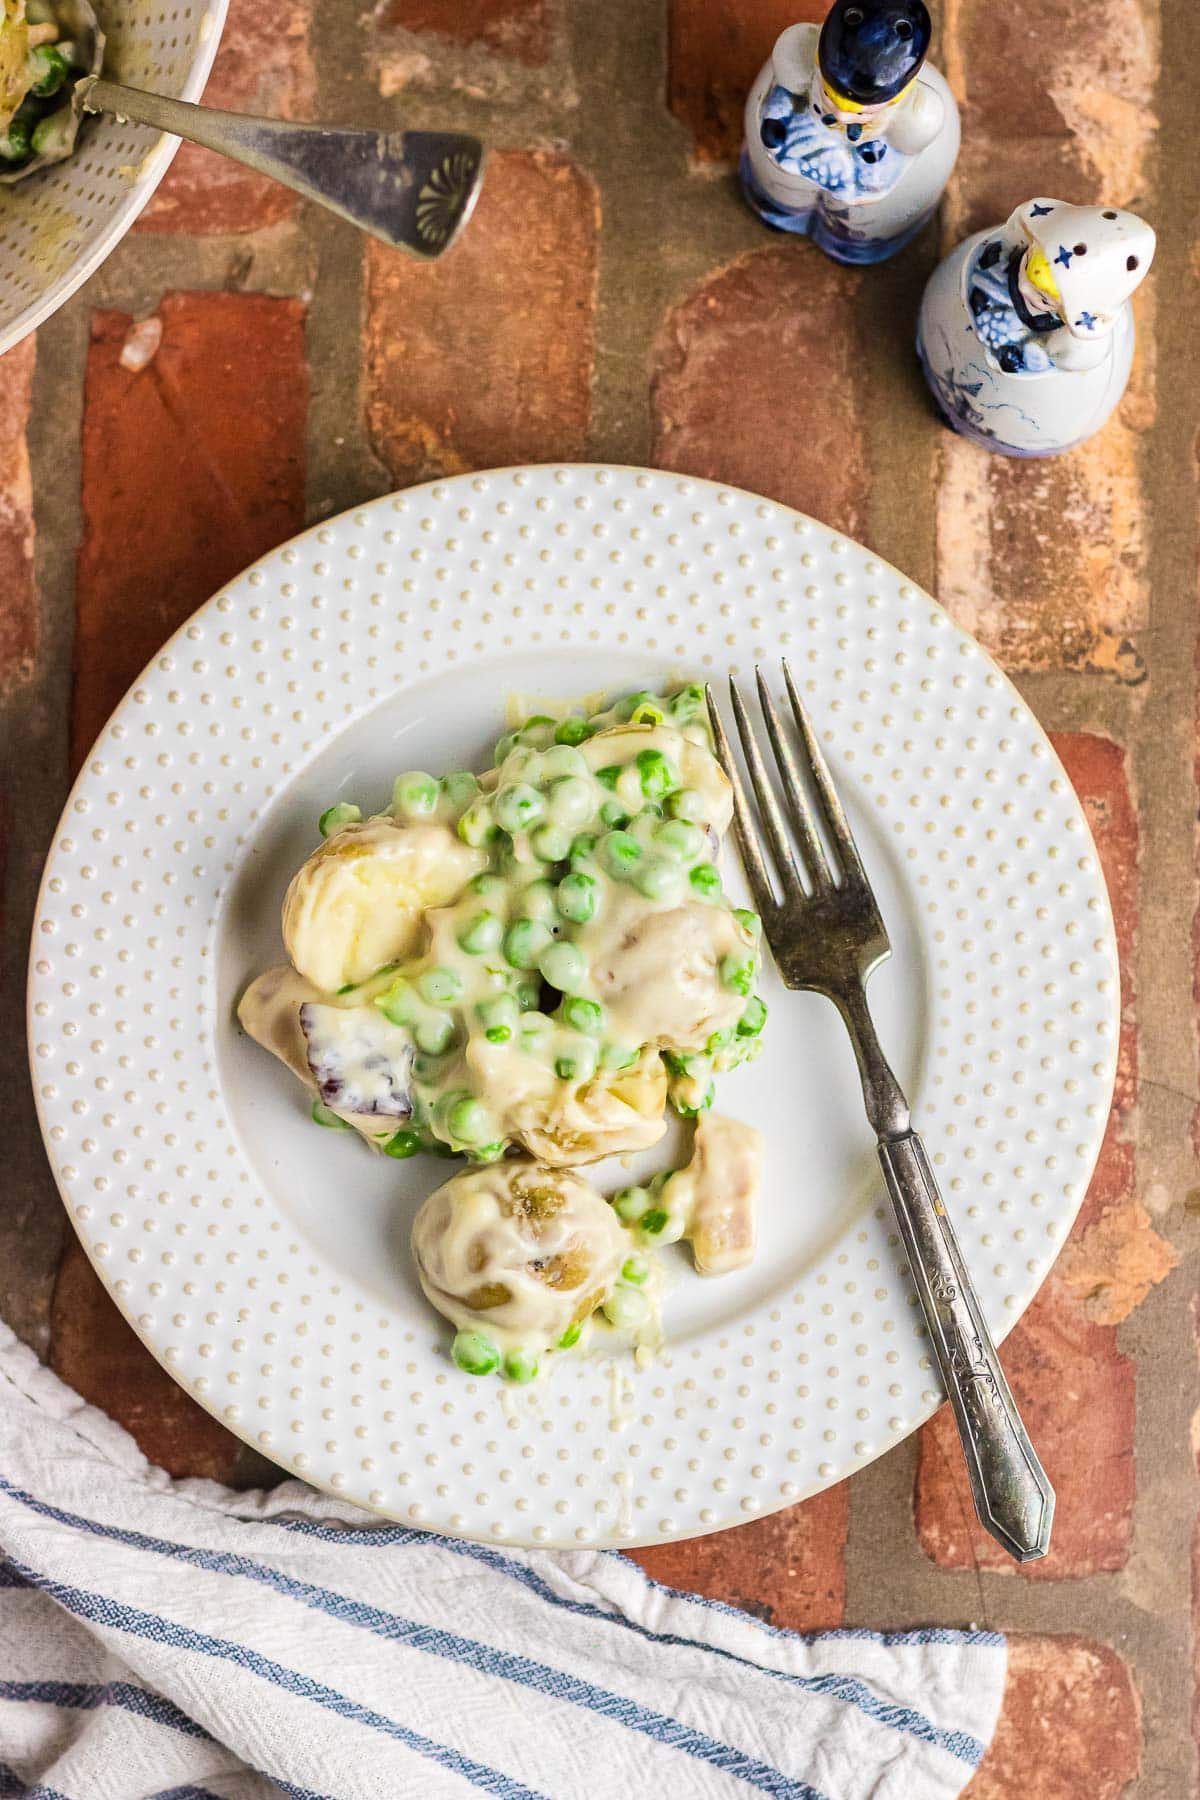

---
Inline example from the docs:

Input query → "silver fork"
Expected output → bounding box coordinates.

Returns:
[708,663,1054,1563]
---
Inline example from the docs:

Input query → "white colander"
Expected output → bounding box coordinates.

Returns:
[0,0,227,355]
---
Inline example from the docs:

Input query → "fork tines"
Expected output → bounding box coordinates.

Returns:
[706,662,869,916]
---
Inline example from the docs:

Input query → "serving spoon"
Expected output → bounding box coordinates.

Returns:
[2,0,484,257]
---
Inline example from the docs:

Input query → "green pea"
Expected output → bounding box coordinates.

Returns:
[517,879,558,924]
[636,748,678,799]
[447,1094,492,1145]
[706,1026,734,1054]
[519,1013,555,1054]
[556,871,597,924]
[603,1285,650,1329]
[419,965,463,1005]
[415,1012,456,1055]
[613,689,658,722]
[600,830,642,877]
[513,974,541,1012]
[633,858,683,903]
[494,782,544,834]
[383,1127,423,1158]
[478,994,518,1038]
[613,1185,651,1224]
[311,1099,351,1130]
[594,765,622,791]
[621,1256,650,1286]
[630,699,666,726]
[639,1207,670,1236]
[599,799,630,829]
[494,731,518,764]
[452,1330,500,1376]
[468,871,505,899]
[667,787,706,823]
[669,683,705,724]
[0,117,32,164]
[568,833,597,870]
[720,952,756,996]
[545,774,593,829]
[30,108,74,159]
[503,1346,540,1383]
[29,44,69,95]
[532,822,572,863]
[689,862,721,898]
[562,995,604,1036]
[600,1042,640,1071]
[318,801,361,837]
[662,1049,694,1077]
[733,908,761,938]
[539,940,586,994]
[520,713,556,738]
[442,770,479,814]
[557,1320,583,1349]
[458,799,496,847]
[554,716,595,746]
[737,994,768,1037]
[555,1040,597,1082]
[504,919,552,969]
[392,771,439,817]
[654,818,703,862]
[538,745,588,782]
[375,979,415,1027]
[457,911,503,955]
[468,1140,507,1163]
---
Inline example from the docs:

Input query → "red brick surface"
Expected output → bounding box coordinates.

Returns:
[139,0,315,235]
[964,1635,1141,1798]
[0,337,36,694]
[72,293,308,762]
[627,1483,847,1631]
[380,0,550,63]
[52,290,308,1478]
[364,150,598,484]
[668,0,828,163]
[651,244,866,538]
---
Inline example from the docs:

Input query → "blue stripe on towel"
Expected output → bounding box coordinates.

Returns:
[0,1557,549,1800]
[0,1678,210,1740]
[0,1479,823,1798]
[268,1515,992,1767]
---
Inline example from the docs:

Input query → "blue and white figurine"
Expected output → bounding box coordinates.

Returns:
[740,0,959,265]
[917,197,1156,456]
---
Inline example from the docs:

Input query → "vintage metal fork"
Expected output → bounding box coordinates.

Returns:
[708,664,1055,1563]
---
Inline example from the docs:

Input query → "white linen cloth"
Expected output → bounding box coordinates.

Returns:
[0,1322,1005,1800]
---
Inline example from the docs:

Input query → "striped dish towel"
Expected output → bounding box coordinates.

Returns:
[0,1322,1005,1800]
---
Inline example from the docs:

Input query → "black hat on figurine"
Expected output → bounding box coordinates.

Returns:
[817,0,932,106]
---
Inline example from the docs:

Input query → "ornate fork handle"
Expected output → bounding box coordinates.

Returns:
[877,1129,1054,1561]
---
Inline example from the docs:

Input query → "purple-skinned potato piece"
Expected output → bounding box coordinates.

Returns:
[299,1002,415,1118]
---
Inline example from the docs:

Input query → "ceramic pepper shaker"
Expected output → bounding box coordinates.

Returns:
[916,197,1155,456]
[740,0,960,265]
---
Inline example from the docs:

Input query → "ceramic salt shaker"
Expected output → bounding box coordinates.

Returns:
[917,197,1155,456]
[740,0,960,265]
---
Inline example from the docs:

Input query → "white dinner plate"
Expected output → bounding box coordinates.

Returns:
[28,465,1118,1548]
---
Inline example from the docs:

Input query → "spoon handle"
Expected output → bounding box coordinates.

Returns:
[79,77,484,257]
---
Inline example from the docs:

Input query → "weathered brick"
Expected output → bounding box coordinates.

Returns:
[916,732,1156,1576]
[626,1484,846,1631]
[940,0,1159,245]
[667,0,828,164]
[364,150,598,485]
[52,1239,242,1479]
[138,0,315,235]
[52,291,307,1478]
[72,293,307,762]
[916,1277,1135,1577]
[651,244,866,538]
[964,1635,1140,1797]
[934,0,1157,677]
[379,0,550,63]
[0,336,36,695]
